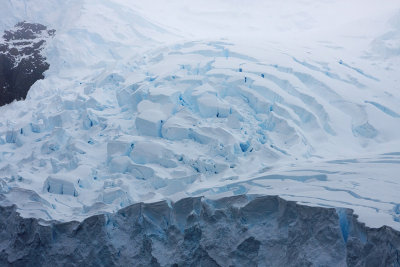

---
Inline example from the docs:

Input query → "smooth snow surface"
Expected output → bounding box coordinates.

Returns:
[0,0,400,229]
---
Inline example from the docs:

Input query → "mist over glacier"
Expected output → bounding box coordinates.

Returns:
[0,0,399,235]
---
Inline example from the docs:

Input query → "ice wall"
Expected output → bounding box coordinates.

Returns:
[0,195,399,266]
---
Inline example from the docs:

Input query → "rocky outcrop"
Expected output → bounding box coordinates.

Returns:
[0,22,54,106]
[0,195,399,266]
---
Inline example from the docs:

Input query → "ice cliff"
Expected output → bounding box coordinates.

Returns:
[0,195,399,266]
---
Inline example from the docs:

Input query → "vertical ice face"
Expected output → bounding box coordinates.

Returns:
[0,22,55,106]
[0,195,399,266]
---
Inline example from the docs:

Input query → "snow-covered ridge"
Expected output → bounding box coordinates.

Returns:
[0,0,399,230]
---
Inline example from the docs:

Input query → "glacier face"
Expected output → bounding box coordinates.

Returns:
[0,0,399,232]
[0,195,399,267]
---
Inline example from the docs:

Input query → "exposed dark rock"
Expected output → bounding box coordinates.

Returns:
[0,195,399,266]
[0,22,55,107]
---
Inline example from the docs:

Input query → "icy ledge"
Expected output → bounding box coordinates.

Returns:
[0,195,399,266]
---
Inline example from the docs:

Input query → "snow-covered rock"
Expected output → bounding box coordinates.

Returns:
[0,22,54,106]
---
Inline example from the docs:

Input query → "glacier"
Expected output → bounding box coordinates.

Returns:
[0,0,399,252]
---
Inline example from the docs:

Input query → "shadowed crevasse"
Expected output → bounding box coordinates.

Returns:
[0,22,55,106]
[0,195,399,266]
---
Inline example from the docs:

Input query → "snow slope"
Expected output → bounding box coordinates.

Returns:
[0,0,399,230]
